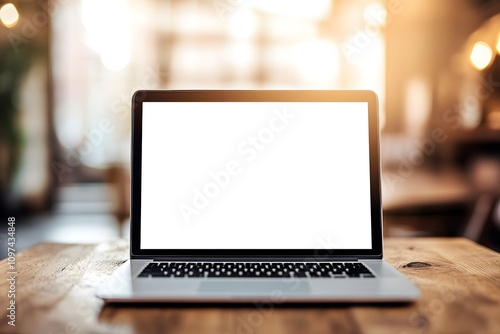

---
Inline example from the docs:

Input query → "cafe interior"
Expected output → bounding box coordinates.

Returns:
[0,0,499,258]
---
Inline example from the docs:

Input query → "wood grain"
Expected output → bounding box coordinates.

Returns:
[0,238,499,334]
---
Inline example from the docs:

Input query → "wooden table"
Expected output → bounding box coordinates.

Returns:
[1,238,499,334]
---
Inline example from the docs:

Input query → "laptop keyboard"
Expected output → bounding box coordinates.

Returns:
[138,262,375,278]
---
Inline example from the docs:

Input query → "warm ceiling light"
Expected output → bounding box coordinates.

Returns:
[0,3,19,28]
[470,41,493,70]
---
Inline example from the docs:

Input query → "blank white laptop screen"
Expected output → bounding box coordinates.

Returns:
[141,102,372,249]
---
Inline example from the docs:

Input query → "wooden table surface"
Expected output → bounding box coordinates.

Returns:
[1,238,499,334]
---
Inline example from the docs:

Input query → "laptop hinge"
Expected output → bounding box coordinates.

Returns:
[152,257,359,262]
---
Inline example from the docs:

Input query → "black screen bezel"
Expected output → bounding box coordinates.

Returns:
[131,90,383,259]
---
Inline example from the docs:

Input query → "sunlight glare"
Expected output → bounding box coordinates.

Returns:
[81,0,131,71]
[294,39,340,85]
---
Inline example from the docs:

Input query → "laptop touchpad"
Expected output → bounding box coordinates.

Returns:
[199,281,310,294]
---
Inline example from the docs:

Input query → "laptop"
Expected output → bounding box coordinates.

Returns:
[96,90,420,303]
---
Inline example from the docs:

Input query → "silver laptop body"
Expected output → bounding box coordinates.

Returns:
[97,90,420,303]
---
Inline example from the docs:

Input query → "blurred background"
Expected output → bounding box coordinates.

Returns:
[1,0,500,257]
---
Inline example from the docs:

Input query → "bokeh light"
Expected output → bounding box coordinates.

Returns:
[470,41,493,70]
[0,3,19,28]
